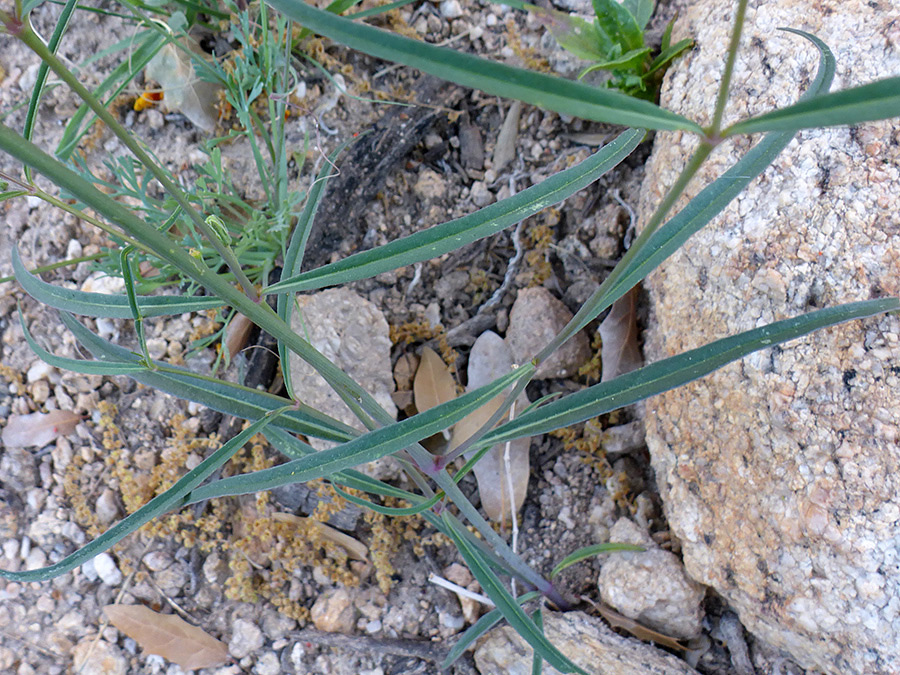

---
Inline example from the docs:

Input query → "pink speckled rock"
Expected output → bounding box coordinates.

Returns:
[639,1,900,673]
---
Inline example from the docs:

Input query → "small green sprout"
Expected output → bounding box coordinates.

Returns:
[529,0,693,100]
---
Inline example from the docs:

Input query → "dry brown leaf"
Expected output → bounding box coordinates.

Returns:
[272,512,368,561]
[224,313,254,360]
[583,596,688,651]
[103,604,229,670]
[145,39,220,132]
[393,352,419,391]
[1,410,80,448]
[450,332,530,523]
[413,347,457,415]
[599,286,643,382]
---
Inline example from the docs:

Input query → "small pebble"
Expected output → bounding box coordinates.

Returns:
[311,588,356,633]
[93,552,123,586]
[229,618,264,659]
[253,652,280,675]
[440,0,463,19]
[26,361,52,384]
[95,489,120,525]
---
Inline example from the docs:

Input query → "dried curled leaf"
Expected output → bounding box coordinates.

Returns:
[224,313,254,361]
[451,332,530,523]
[599,286,643,382]
[145,39,220,132]
[582,596,687,651]
[413,347,457,414]
[1,410,80,448]
[103,604,229,670]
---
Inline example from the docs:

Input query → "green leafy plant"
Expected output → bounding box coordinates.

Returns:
[1,0,899,672]
[528,0,693,99]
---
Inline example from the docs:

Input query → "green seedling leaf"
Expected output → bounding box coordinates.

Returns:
[646,38,694,76]
[267,0,701,132]
[12,246,224,318]
[593,0,644,52]
[530,6,607,62]
[550,543,645,578]
[266,129,644,294]
[725,76,900,136]
[623,0,654,30]
[580,46,652,77]
[442,514,587,674]
[531,607,544,675]
[0,407,290,582]
[486,298,899,445]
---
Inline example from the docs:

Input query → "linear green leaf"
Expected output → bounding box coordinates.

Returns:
[442,514,586,675]
[13,246,224,318]
[550,543,645,579]
[59,312,357,442]
[182,365,528,502]
[266,0,700,132]
[265,129,644,294]
[0,407,289,582]
[726,76,900,137]
[442,591,542,669]
[551,28,836,343]
[487,297,899,444]
[278,137,357,398]
[20,307,146,375]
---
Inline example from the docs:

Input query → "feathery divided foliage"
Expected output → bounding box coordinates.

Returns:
[1,0,899,671]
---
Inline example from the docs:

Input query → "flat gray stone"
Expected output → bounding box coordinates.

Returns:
[474,610,698,675]
[639,1,900,672]
[506,287,591,379]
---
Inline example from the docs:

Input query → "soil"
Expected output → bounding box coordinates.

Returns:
[0,1,809,674]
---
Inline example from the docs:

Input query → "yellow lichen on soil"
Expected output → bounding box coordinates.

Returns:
[521,207,560,287]
[504,19,553,74]
[390,319,458,375]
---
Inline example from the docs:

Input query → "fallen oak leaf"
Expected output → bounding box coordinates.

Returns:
[103,604,229,670]
[1,410,80,448]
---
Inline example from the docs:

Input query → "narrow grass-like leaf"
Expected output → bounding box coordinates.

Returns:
[531,607,544,675]
[332,484,441,516]
[277,137,357,398]
[0,407,290,582]
[550,543,645,578]
[267,0,699,132]
[442,514,586,674]
[182,366,527,503]
[23,0,78,163]
[547,29,836,345]
[266,129,644,294]
[59,312,357,441]
[442,591,542,669]
[20,307,146,375]
[56,31,167,160]
[726,76,900,136]
[488,298,899,444]
[13,246,223,318]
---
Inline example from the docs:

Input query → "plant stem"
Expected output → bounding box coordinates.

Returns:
[709,0,750,137]
[15,21,260,302]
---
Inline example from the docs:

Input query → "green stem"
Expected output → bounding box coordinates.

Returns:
[15,22,260,302]
[708,0,750,137]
